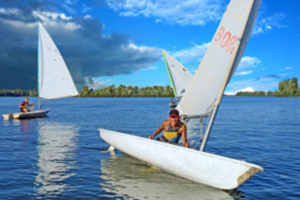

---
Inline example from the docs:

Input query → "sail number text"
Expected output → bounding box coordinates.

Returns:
[214,26,237,55]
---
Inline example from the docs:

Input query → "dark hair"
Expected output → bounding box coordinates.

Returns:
[169,109,179,116]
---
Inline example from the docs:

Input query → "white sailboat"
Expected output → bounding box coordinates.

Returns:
[3,23,78,120]
[162,50,193,98]
[99,0,262,190]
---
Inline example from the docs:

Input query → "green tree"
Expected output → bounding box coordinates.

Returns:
[81,86,90,97]
[290,77,298,96]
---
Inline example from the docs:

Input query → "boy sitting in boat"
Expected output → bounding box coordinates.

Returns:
[19,97,34,112]
[148,109,189,147]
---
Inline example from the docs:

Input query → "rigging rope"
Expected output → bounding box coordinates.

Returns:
[39,97,77,117]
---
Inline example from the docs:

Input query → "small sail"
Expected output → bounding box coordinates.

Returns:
[162,50,193,97]
[38,23,78,99]
[177,0,261,116]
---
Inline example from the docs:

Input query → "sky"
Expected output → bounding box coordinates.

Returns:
[0,0,299,93]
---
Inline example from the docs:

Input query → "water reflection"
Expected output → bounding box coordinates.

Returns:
[34,121,78,198]
[100,154,236,200]
[19,119,30,132]
[7,119,34,132]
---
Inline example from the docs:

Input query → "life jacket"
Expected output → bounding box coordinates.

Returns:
[162,123,182,143]
[21,101,29,108]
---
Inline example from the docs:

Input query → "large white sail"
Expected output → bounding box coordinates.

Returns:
[38,23,78,99]
[177,0,261,116]
[162,50,193,98]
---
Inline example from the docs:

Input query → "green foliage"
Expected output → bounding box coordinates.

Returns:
[274,77,299,97]
[235,77,299,97]
[0,89,37,96]
[80,85,174,97]
[81,85,91,97]
[236,91,266,96]
[291,78,298,94]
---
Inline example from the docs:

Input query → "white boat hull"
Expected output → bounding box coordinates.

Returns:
[99,129,263,190]
[3,109,49,120]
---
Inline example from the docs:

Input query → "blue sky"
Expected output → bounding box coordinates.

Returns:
[0,0,299,92]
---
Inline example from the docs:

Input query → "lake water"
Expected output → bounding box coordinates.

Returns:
[0,97,299,199]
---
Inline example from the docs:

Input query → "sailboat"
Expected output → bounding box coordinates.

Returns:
[162,50,193,98]
[99,0,262,190]
[2,23,78,120]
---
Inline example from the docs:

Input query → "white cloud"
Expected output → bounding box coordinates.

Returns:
[239,87,254,92]
[32,10,80,30]
[84,14,92,19]
[235,70,253,76]
[167,49,260,77]
[224,91,236,96]
[227,76,280,92]
[253,12,286,35]
[84,77,107,90]
[0,8,20,15]
[238,56,261,70]
[82,4,93,13]
[33,10,73,21]
[280,66,293,71]
[140,65,158,70]
[106,0,224,25]
[225,86,254,95]
[232,56,261,76]
[172,42,210,63]
[126,42,157,53]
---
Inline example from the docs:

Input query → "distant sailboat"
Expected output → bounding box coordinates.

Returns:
[3,23,78,120]
[162,50,193,98]
[100,0,262,190]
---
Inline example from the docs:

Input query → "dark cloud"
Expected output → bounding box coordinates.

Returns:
[255,74,281,81]
[0,0,161,89]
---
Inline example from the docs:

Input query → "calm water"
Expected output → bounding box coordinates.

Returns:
[0,97,299,199]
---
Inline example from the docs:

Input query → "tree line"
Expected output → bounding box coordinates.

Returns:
[0,85,174,97]
[80,85,174,97]
[1,77,299,97]
[0,89,37,97]
[236,77,300,97]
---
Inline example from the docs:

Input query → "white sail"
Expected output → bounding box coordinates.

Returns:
[177,0,261,116]
[162,50,193,97]
[38,23,78,99]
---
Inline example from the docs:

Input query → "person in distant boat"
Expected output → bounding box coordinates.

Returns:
[169,98,177,109]
[148,109,189,147]
[19,97,34,112]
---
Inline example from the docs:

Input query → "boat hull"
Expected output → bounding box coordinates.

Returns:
[99,129,263,190]
[3,109,49,120]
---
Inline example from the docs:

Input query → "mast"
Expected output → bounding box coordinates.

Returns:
[38,22,41,109]
[200,105,218,151]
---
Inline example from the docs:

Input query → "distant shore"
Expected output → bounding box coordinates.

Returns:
[1,77,299,97]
